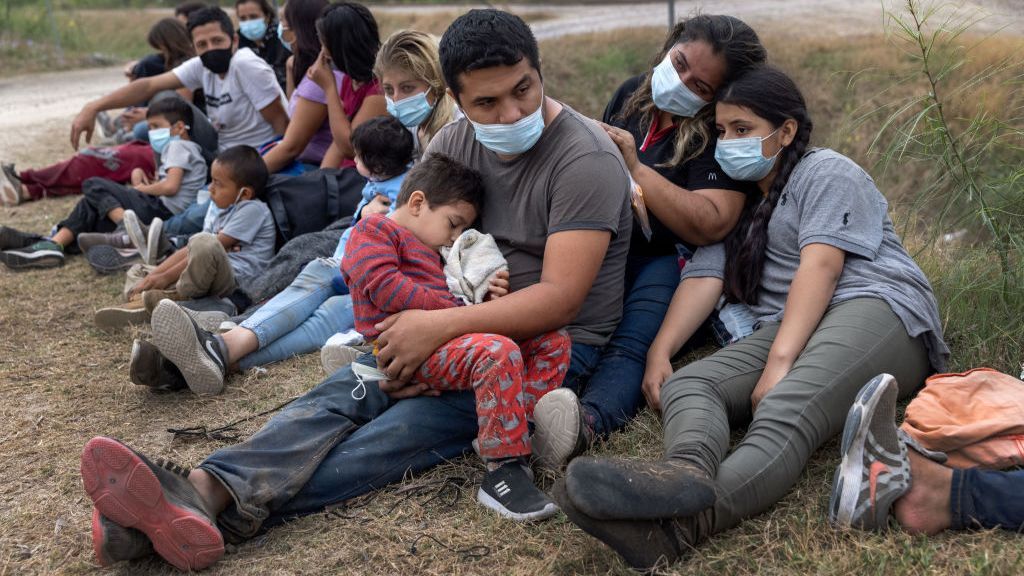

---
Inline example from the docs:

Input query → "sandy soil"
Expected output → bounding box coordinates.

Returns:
[1,0,1020,169]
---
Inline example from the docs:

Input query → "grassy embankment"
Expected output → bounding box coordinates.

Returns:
[0,14,1022,576]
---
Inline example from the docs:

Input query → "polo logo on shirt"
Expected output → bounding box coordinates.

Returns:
[707,172,718,181]
[843,212,850,226]
[780,193,788,206]
[205,93,234,108]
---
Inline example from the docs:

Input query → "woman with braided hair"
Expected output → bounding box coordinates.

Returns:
[554,65,949,572]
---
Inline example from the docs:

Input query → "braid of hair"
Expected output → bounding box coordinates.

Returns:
[723,120,812,304]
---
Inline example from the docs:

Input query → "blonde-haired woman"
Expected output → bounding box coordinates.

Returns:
[374,30,459,156]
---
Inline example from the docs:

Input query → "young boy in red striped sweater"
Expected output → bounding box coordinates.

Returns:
[342,154,570,522]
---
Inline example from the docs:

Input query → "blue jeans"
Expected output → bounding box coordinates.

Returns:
[198,341,599,541]
[162,200,209,238]
[952,467,1024,531]
[571,253,680,437]
[238,258,353,370]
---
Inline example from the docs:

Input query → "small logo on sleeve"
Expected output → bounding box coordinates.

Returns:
[843,212,850,226]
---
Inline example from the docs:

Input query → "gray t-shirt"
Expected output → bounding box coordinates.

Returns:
[157,139,206,215]
[681,148,948,371]
[426,104,632,346]
[204,199,276,287]
[173,48,284,151]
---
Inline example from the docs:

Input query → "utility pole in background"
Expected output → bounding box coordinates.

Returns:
[667,0,675,30]
[45,0,64,65]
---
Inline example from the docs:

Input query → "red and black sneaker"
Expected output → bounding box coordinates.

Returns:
[80,436,224,571]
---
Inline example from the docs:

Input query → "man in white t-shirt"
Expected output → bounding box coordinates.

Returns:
[71,7,287,152]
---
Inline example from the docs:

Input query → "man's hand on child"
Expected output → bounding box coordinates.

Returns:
[485,270,510,301]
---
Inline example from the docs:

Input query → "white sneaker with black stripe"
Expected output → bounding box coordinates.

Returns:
[477,458,558,522]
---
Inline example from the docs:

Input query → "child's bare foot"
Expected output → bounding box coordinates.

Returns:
[893,449,953,535]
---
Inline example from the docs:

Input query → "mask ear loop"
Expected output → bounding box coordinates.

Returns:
[351,374,367,401]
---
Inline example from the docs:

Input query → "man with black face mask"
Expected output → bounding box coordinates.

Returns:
[71,6,288,153]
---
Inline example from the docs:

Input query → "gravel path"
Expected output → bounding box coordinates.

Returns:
[1,1,1020,166]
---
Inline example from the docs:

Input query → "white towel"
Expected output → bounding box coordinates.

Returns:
[442,229,508,305]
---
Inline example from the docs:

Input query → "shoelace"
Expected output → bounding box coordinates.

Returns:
[154,457,191,478]
[408,534,490,561]
[167,395,300,442]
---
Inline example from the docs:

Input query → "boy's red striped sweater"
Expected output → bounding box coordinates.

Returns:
[341,214,463,339]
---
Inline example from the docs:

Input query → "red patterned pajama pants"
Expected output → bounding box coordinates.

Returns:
[410,329,571,462]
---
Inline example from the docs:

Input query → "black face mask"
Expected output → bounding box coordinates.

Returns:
[200,48,232,74]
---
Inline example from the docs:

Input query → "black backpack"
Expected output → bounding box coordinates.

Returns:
[262,167,366,246]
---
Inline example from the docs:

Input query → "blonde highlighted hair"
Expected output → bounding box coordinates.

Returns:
[373,30,458,151]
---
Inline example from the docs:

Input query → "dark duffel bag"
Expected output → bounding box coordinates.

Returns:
[263,167,365,245]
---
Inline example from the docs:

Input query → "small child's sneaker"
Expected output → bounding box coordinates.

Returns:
[151,300,228,395]
[478,458,559,522]
[78,232,133,254]
[95,299,150,329]
[85,244,140,275]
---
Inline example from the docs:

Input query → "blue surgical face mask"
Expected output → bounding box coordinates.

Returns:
[277,21,292,52]
[468,95,545,156]
[239,19,268,42]
[148,127,179,154]
[714,128,782,181]
[651,53,709,118]
[386,91,434,128]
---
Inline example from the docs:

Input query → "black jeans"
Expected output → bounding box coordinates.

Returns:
[57,177,171,236]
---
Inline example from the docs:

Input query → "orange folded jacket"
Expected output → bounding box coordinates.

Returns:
[901,367,1024,469]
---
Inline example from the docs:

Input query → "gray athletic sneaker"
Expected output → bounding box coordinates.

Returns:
[532,388,594,470]
[121,210,150,262]
[85,244,140,274]
[145,217,166,264]
[151,300,228,395]
[77,231,133,254]
[828,373,910,531]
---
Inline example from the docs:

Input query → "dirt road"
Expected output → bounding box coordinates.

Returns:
[1,0,1020,167]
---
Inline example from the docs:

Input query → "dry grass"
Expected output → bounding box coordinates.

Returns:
[2,24,1024,576]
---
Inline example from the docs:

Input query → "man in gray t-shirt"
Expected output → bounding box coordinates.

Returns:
[158,139,207,215]
[426,109,632,346]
